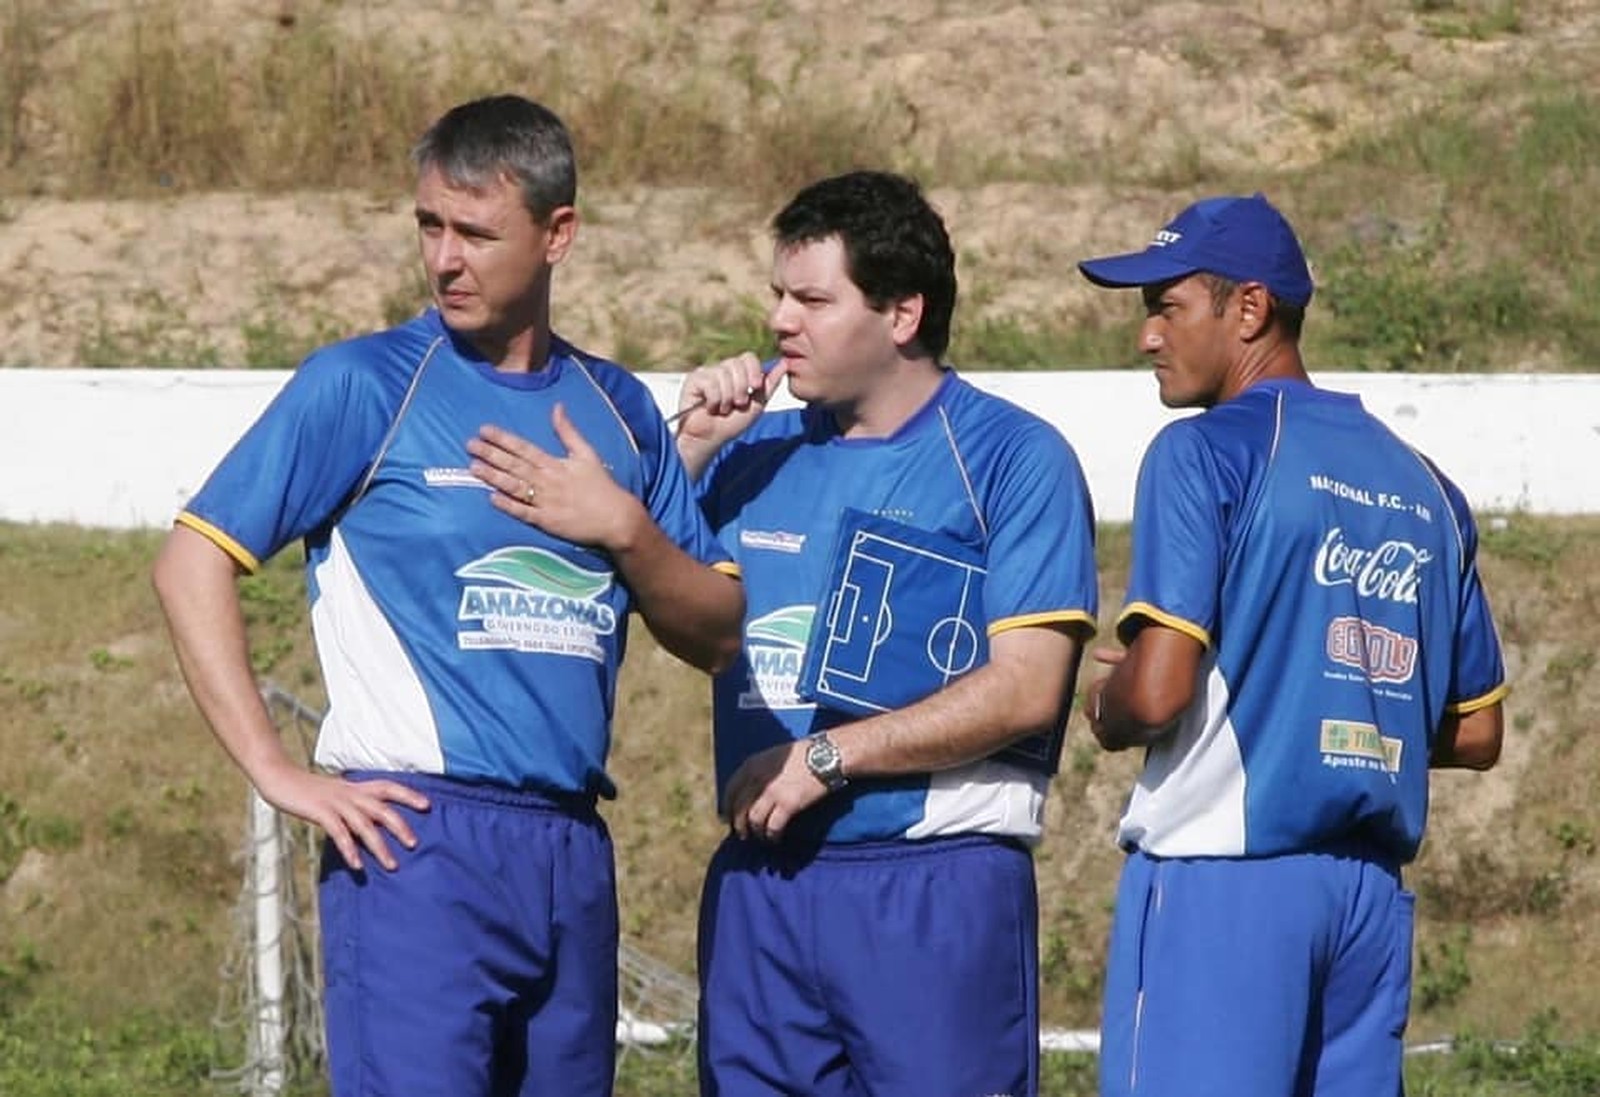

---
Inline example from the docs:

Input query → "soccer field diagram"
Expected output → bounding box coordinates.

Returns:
[803,519,988,716]
[799,511,1064,773]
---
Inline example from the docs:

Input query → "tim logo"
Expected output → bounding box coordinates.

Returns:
[1326,616,1417,684]
[1312,528,1432,605]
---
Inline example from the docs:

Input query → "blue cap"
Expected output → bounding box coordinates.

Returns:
[1077,193,1314,307]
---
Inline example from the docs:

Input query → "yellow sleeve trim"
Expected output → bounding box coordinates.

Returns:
[174,512,261,573]
[1446,682,1511,715]
[712,561,742,579]
[1117,601,1210,648]
[989,609,1097,639]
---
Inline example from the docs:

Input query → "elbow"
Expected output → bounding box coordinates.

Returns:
[704,630,744,676]
[1432,705,1505,771]
[1009,702,1064,745]
[1120,681,1194,736]
[1442,733,1502,771]
[706,580,746,674]
[150,536,184,608]
[1461,744,1501,771]
[688,597,746,676]
[1008,671,1084,741]
[1094,688,1192,753]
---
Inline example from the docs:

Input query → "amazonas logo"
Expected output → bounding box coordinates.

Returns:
[740,605,815,710]
[454,546,617,663]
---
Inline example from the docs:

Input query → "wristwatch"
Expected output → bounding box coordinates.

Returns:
[804,732,848,792]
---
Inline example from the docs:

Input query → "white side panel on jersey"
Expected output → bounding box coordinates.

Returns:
[309,529,444,775]
[906,758,1049,844]
[1116,657,1248,857]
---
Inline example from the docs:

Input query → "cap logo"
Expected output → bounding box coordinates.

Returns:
[1078,194,1312,305]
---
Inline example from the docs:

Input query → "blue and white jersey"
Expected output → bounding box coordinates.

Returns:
[178,309,729,798]
[1116,379,1507,861]
[698,371,1098,844]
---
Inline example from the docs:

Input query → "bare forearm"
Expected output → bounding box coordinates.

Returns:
[676,435,720,481]
[152,530,299,786]
[834,629,1081,777]
[1086,625,1203,752]
[833,675,1031,777]
[609,504,743,673]
[154,528,434,872]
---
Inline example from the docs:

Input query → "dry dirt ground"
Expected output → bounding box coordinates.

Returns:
[4,0,1598,368]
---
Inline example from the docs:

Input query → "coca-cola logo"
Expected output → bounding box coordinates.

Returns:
[1312,528,1433,604]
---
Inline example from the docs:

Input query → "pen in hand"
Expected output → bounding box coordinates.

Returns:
[665,358,780,426]
[665,391,749,427]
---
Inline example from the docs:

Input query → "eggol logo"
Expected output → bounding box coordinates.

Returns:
[454,547,617,659]
[1326,616,1417,684]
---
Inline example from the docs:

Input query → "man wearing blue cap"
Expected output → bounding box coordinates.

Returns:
[1078,193,1509,1097]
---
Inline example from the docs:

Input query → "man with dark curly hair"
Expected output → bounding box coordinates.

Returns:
[675,170,1100,1097]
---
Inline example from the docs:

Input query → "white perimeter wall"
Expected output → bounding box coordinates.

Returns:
[2,369,1595,529]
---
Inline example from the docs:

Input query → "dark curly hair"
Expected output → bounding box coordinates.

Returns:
[771,171,958,360]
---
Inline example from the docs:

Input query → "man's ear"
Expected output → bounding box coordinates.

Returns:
[889,293,925,349]
[1237,282,1272,341]
[544,205,579,265]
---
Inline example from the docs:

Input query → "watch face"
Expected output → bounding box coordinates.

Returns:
[806,734,844,786]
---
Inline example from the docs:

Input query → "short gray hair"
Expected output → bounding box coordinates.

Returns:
[410,95,576,222]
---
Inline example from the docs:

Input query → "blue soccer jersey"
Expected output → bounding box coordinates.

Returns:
[1116,379,1507,860]
[178,309,729,797]
[697,371,1098,844]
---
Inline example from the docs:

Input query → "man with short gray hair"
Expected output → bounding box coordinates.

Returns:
[154,94,743,1096]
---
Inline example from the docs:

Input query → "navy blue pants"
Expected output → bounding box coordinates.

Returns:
[698,833,1039,1097]
[320,773,618,1097]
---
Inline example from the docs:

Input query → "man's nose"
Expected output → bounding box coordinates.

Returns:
[1139,319,1163,353]
[769,296,800,333]
[430,231,465,274]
